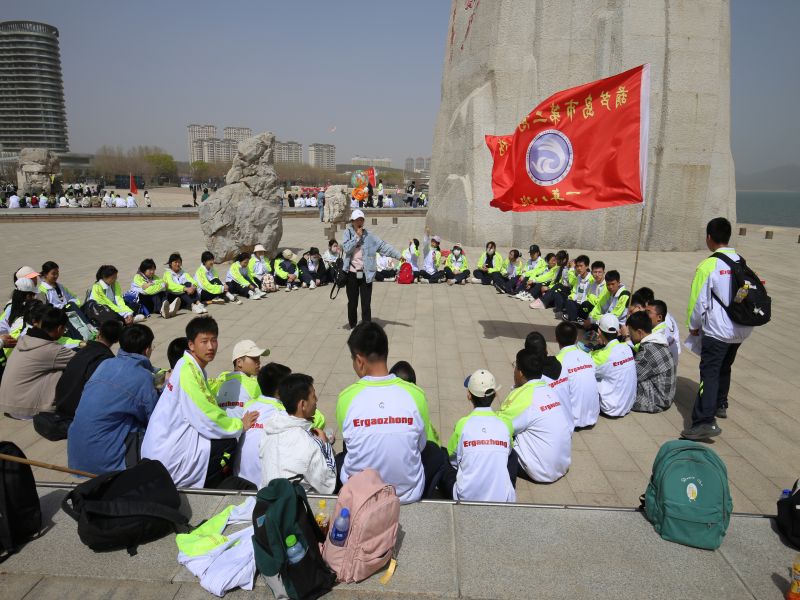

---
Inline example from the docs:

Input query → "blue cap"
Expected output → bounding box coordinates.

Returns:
[341,508,350,517]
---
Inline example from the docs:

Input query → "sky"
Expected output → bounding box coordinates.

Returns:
[3,0,798,174]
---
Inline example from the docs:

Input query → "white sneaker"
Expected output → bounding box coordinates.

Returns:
[285,285,292,293]
[257,290,267,298]
[199,304,208,314]
[160,300,170,319]
[133,314,146,323]
[210,297,226,305]
[168,298,181,316]
[529,299,545,309]
[385,277,396,282]
[419,278,429,283]
[191,303,204,314]
[468,277,482,284]
[248,290,260,300]
[309,281,316,289]
[301,282,308,288]
[225,291,236,302]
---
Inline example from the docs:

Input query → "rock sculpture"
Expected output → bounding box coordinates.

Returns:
[429,0,735,251]
[323,185,349,224]
[199,133,283,262]
[16,148,60,195]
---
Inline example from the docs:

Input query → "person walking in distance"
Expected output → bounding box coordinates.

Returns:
[341,209,402,329]
[682,217,753,440]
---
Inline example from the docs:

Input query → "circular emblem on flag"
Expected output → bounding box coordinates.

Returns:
[526,129,573,186]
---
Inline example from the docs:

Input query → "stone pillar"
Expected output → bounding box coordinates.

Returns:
[428,0,735,251]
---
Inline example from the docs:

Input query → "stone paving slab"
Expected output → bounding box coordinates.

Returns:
[0,217,796,513]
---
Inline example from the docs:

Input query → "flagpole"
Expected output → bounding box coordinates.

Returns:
[630,204,646,292]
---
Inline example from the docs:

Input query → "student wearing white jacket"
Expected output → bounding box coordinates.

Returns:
[555,322,599,428]
[590,314,637,417]
[141,317,259,489]
[260,373,336,493]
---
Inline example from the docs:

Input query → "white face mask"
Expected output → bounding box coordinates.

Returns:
[487,249,495,256]
[409,245,415,253]
[453,250,461,257]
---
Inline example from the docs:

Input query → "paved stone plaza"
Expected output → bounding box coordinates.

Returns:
[0,213,795,513]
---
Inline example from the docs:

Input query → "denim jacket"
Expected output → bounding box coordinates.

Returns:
[342,224,402,283]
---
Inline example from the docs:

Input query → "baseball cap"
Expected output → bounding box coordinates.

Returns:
[14,278,38,293]
[464,369,501,398]
[350,209,365,221]
[15,266,39,280]
[432,235,442,243]
[309,246,320,256]
[253,244,267,254]
[281,248,297,261]
[231,340,270,363]
[529,244,540,255]
[598,313,620,335]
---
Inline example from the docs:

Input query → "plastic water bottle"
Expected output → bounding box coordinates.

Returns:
[782,489,793,500]
[329,508,350,546]
[285,535,306,565]
[733,282,750,304]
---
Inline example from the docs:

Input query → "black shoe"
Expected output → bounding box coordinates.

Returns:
[716,407,727,419]
[492,281,505,294]
[681,422,722,441]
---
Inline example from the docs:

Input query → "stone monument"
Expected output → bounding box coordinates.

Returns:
[322,184,350,239]
[199,132,283,262]
[16,148,60,195]
[429,0,735,251]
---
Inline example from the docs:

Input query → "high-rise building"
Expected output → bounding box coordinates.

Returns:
[223,126,252,143]
[275,140,303,164]
[351,156,392,168]
[405,157,414,172]
[415,157,425,171]
[0,21,68,153]
[192,137,237,163]
[309,143,336,171]
[187,124,217,163]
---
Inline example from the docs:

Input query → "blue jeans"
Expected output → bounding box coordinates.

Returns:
[691,336,740,426]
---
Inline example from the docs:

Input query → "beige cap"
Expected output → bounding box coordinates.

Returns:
[281,248,297,261]
[253,244,267,254]
[232,340,270,363]
[464,369,501,398]
[15,266,39,279]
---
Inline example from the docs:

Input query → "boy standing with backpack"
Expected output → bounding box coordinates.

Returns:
[683,217,760,441]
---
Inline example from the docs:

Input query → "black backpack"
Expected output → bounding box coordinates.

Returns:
[61,459,188,555]
[711,252,771,327]
[0,441,42,560]
[777,480,800,549]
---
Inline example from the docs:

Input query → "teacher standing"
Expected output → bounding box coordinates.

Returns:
[342,209,402,329]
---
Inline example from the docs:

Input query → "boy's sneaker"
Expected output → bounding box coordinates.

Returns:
[301,282,308,288]
[210,298,225,305]
[385,277,396,282]
[248,290,260,300]
[492,281,505,294]
[446,279,454,286]
[191,303,204,314]
[133,314,146,323]
[513,291,526,300]
[554,310,563,320]
[160,301,170,319]
[284,285,292,293]
[681,422,722,441]
[716,407,727,419]
[460,279,467,285]
[419,278,429,283]
[529,299,545,309]
[225,291,236,302]
[168,298,181,316]
[468,276,482,284]
[309,281,317,289]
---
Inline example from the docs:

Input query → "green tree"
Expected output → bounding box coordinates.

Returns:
[145,153,177,182]
[191,160,211,182]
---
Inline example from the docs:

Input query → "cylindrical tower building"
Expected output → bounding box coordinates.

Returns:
[0,21,68,153]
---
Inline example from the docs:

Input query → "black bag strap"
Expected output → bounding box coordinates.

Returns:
[329,274,340,300]
[81,499,189,528]
[709,252,738,310]
[0,459,14,553]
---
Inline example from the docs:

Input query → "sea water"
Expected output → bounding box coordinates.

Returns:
[736,191,800,228]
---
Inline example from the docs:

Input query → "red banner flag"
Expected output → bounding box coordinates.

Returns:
[129,174,138,196]
[486,64,650,212]
[365,167,377,187]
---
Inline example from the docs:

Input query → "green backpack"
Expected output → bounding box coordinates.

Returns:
[643,440,733,550]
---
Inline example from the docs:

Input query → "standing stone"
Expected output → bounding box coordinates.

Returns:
[16,148,60,195]
[323,185,349,224]
[429,0,735,251]
[199,132,283,262]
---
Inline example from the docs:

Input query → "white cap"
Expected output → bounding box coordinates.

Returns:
[15,266,39,280]
[464,369,501,398]
[598,313,620,335]
[15,278,38,293]
[231,340,270,363]
[253,244,267,254]
[350,209,365,221]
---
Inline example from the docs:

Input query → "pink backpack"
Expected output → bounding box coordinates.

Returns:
[322,469,399,583]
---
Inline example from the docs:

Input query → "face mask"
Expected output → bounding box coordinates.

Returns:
[453,250,461,257]
[487,249,495,256]
[409,245,415,253]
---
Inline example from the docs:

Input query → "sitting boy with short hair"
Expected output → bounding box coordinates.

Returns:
[439,369,515,502]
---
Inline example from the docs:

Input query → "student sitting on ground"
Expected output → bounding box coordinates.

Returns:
[513,245,546,299]
[130,258,171,318]
[273,249,301,291]
[539,250,574,310]
[336,322,444,503]
[164,252,207,314]
[0,306,74,419]
[646,299,681,368]
[68,324,159,474]
[627,311,676,413]
[298,246,328,288]
[215,340,270,417]
[586,270,630,329]
[469,241,503,285]
[322,239,341,283]
[591,314,637,417]
[497,348,573,483]
[227,251,265,299]
[374,253,398,282]
[260,373,336,493]
[554,322,599,428]
[440,369,515,502]
[492,249,523,294]
[527,252,559,304]
[89,265,141,325]
[443,244,469,285]
[564,260,606,323]
[196,251,239,305]
[38,261,82,311]
[524,331,571,421]
[141,316,260,489]
[248,244,271,289]
[555,254,590,318]
[419,230,445,283]
[389,360,416,384]
[401,238,421,281]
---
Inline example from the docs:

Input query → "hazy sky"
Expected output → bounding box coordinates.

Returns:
[3,0,798,174]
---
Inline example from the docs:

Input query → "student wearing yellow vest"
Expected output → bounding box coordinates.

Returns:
[564,260,606,322]
[469,241,504,285]
[512,245,546,299]
[215,340,270,416]
[164,253,207,315]
[196,251,239,305]
[443,244,470,285]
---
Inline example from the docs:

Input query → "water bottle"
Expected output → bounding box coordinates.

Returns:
[285,535,306,565]
[782,489,793,500]
[733,282,750,304]
[329,507,350,546]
